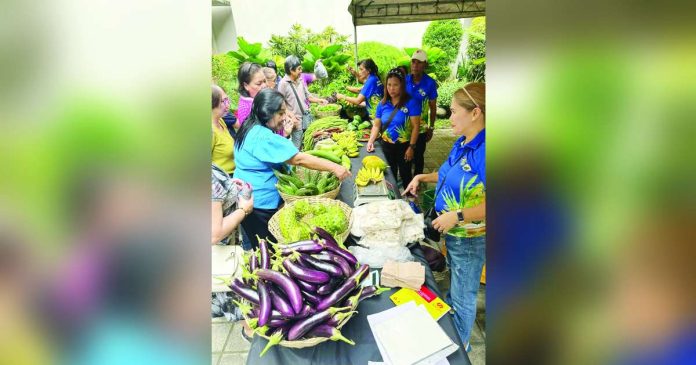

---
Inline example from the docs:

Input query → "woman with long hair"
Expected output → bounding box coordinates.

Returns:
[365,68,422,189]
[233,89,351,250]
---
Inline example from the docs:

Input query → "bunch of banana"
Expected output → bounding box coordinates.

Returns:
[355,167,384,187]
[331,131,361,158]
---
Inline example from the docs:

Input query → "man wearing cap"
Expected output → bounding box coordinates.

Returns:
[406,49,439,177]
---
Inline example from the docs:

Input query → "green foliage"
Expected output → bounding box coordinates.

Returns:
[354,41,405,78]
[422,20,464,80]
[308,70,352,98]
[462,17,486,82]
[436,79,468,109]
[423,20,464,62]
[268,24,350,59]
[302,44,351,75]
[227,36,271,65]
[211,53,239,105]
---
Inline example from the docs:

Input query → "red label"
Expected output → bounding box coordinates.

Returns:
[417,285,437,302]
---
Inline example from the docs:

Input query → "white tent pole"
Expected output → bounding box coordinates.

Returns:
[353,2,358,67]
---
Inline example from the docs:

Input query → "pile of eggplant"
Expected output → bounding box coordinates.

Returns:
[228,228,390,356]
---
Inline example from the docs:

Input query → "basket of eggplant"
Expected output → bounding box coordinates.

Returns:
[226,228,390,356]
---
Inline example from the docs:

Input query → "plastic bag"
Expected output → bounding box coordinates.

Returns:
[348,245,414,268]
[314,59,328,79]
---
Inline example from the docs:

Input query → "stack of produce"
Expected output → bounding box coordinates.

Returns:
[305,130,362,170]
[302,116,348,150]
[311,103,342,117]
[346,115,372,141]
[227,230,389,356]
[274,168,340,197]
[277,199,349,242]
[355,156,387,187]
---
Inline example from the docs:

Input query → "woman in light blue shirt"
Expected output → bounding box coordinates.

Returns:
[233,89,351,250]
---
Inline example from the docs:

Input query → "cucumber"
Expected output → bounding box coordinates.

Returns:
[285,174,305,189]
[306,150,342,164]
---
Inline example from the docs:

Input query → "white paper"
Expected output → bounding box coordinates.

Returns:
[367,303,454,365]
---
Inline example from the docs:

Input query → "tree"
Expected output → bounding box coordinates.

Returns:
[422,20,464,80]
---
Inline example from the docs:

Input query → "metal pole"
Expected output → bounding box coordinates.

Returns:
[353,3,359,68]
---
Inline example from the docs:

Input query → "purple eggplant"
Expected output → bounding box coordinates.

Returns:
[287,306,351,341]
[268,285,295,317]
[308,324,355,345]
[259,239,271,269]
[293,304,314,319]
[312,227,340,247]
[257,280,271,327]
[283,257,330,284]
[325,245,358,266]
[267,317,290,328]
[312,252,353,276]
[228,278,260,304]
[326,310,356,327]
[301,290,322,305]
[255,269,303,313]
[316,264,369,311]
[249,250,259,271]
[295,279,318,292]
[359,285,391,302]
[275,241,325,255]
[317,278,342,296]
[340,286,364,309]
[299,253,343,277]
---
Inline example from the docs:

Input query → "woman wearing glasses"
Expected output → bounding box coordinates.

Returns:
[402,82,486,351]
[212,84,236,175]
[365,68,422,189]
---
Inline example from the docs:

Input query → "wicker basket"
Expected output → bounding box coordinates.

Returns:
[247,303,357,348]
[314,104,342,118]
[277,168,342,204]
[268,197,353,245]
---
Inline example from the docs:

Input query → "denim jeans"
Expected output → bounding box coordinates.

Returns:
[445,234,486,345]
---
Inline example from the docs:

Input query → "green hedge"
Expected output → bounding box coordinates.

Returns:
[436,79,468,109]
[423,20,464,81]
[211,53,239,105]
[354,41,405,79]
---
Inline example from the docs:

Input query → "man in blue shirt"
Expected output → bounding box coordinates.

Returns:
[405,50,439,176]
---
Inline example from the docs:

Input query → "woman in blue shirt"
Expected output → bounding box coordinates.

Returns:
[403,82,486,350]
[233,89,351,250]
[336,59,383,119]
[365,68,422,189]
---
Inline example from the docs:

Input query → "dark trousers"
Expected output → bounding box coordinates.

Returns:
[240,207,279,251]
[413,132,428,176]
[382,141,413,190]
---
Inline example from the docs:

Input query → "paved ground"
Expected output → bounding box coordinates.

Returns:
[212,129,486,365]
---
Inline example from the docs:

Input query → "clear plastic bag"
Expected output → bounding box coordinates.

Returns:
[348,245,414,268]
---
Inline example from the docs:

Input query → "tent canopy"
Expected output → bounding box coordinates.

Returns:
[348,0,485,26]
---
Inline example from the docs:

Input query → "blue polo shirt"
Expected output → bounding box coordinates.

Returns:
[434,129,486,237]
[233,125,298,209]
[359,74,383,117]
[405,73,438,129]
[375,98,422,144]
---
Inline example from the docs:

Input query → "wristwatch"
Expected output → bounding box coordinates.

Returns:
[409,144,416,149]
[456,211,464,222]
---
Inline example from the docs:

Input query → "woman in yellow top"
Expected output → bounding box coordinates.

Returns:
[212,84,235,174]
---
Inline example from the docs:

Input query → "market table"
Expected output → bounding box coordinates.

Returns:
[246,141,471,365]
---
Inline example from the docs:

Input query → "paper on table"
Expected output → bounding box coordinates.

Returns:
[374,305,456,365]
[367,302,452,365]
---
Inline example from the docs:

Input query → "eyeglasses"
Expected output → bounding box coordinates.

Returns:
[222,97,230,107]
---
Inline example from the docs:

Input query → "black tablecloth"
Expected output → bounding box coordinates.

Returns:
[246,142,471,365]
[337,140,400,207]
